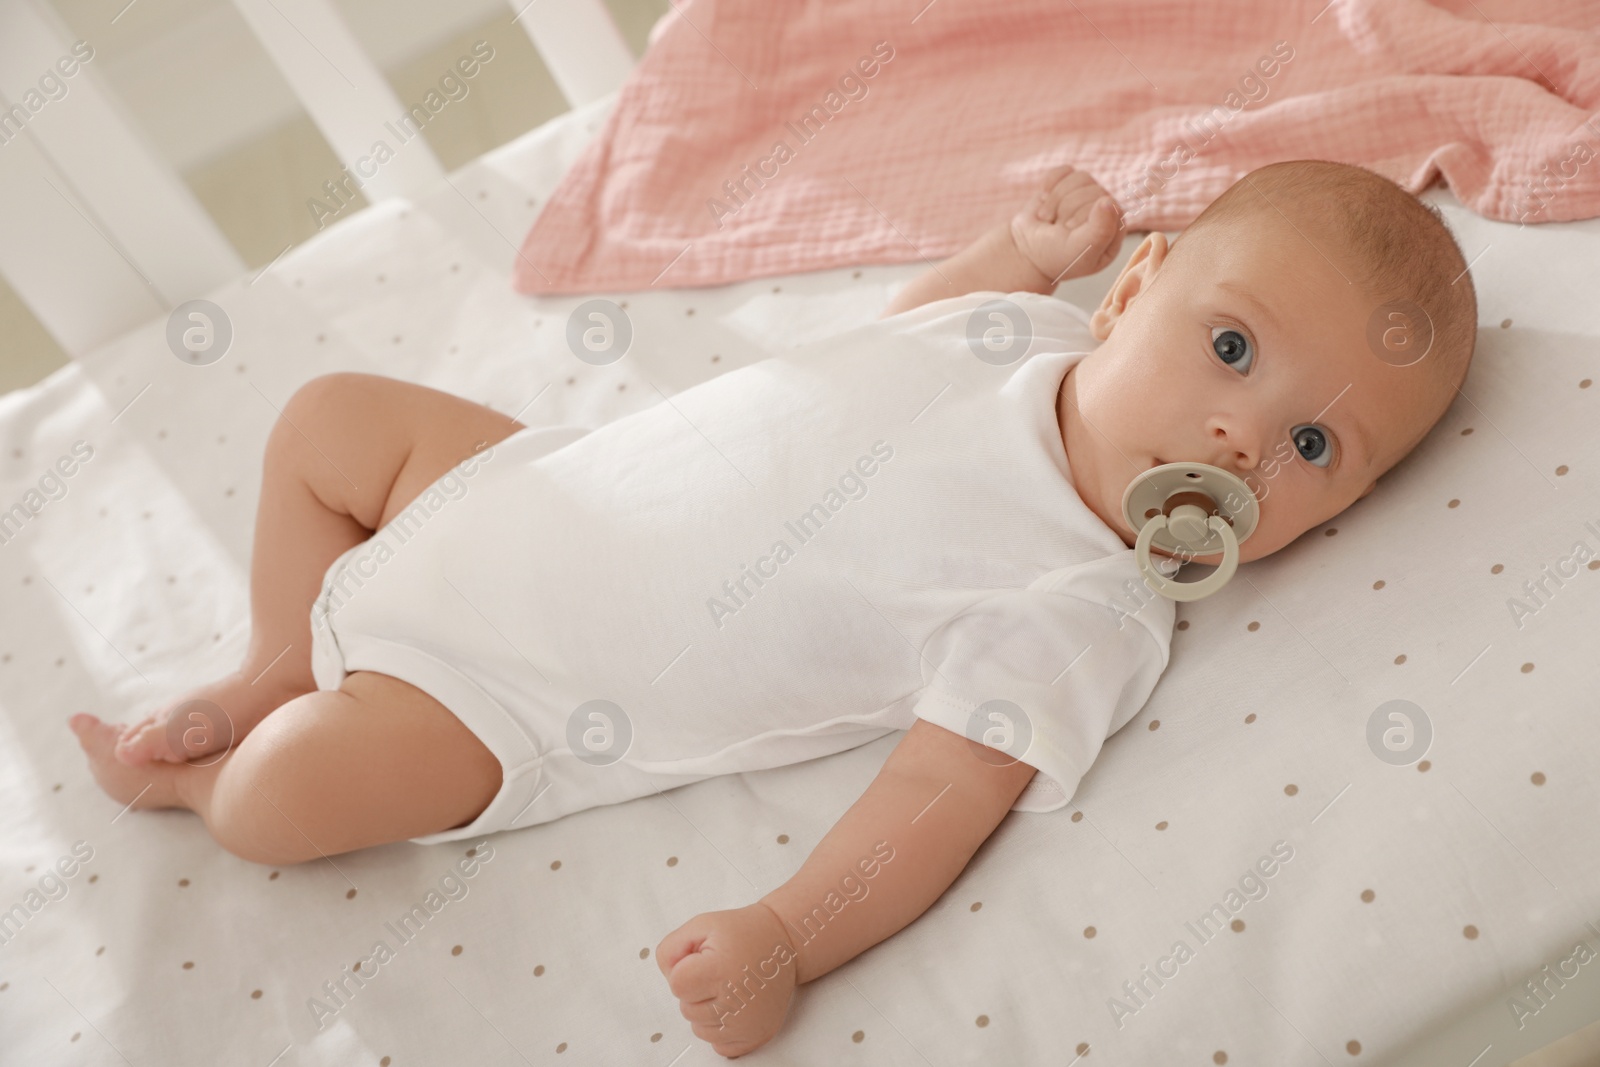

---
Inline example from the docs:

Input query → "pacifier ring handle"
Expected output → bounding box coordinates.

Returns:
[1134,512,1241,603]
[1122,460,1257,602]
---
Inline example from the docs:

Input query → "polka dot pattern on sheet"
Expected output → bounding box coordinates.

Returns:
[0,114,1585,1067]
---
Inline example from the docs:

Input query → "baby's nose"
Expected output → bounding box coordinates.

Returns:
[1205,418,1263,472]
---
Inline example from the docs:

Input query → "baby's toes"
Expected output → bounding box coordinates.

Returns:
[113,716,167,765]
[70,714,183,810]
[70,714,127,758]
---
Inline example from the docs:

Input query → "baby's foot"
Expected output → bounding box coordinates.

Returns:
[113,671,304,767]
[68,714,185,811]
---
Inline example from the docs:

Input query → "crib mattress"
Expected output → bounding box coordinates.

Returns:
[1,93,1598,1065]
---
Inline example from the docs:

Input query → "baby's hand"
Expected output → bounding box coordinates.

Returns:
[656,903,799,1057]
[1009,164,1124,284]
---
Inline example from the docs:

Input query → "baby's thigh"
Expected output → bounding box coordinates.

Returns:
[339,669,503,834]
[212,670,501,860]
[362,376,525,528]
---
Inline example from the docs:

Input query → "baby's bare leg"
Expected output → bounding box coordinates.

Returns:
[71,671,502,862]
[73,371,526,857]
[115,372,524,764]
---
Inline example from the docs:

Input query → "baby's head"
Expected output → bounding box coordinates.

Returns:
[1061,159,1477,564]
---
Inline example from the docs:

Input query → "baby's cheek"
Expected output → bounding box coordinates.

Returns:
[1242,507,1292,563]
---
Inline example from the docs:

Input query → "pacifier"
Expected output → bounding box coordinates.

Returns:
[1120,462,1259,602]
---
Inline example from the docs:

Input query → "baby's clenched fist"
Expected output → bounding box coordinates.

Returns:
[1009,164,1124,284]
[656,903,799,1057]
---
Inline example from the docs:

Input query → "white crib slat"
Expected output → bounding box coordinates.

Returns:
[509,0,635,107]
[0,129,168,359]
[0,0,245,357]
[228,0,445,204]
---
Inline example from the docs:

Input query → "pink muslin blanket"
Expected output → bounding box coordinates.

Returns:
[512,0,1600,295]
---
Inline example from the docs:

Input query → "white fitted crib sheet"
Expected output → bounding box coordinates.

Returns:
[1,92,1598,1066]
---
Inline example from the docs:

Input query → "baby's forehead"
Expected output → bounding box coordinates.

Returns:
[1169,215,1370,315]
[1178,202,1355,265]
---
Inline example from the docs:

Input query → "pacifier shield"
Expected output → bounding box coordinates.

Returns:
[1121,462,1259,558]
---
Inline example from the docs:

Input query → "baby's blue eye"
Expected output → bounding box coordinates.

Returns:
[1211,327,1252,373]
[1293,424,1333,467]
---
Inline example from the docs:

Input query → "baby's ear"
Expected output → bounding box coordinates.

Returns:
[1090,232,1167,341]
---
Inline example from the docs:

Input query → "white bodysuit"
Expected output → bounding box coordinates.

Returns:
[308,290,1179,845]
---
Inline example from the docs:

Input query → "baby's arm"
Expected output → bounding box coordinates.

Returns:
[881,165,1124,318]
[760,718,1037,982]
[655,719,1036,1056]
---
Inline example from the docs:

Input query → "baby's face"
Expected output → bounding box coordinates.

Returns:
[1058,212,1436,566]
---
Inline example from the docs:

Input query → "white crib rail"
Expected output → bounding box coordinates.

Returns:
[508,0,635,107]
[229,0,448,205]
[0,0,244,358]
[0,0,635,361]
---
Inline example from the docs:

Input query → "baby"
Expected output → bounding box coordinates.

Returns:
[69,159,1474,1056]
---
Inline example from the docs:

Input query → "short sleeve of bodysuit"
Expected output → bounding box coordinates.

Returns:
[909,552,1176,812]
